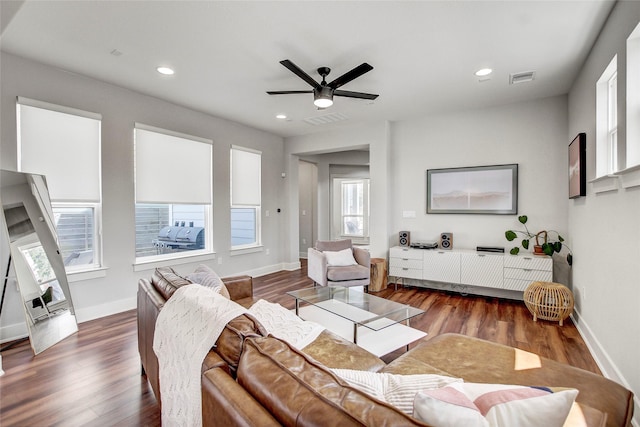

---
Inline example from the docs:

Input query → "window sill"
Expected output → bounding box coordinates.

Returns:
[614,164,640,189]
[230,245,263,256]
[588,174,619,194]
[133,251,216,272]
[66,267,108,283]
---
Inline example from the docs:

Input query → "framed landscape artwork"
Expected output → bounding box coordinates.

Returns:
[569,133,586,198]
[427,164,518,214]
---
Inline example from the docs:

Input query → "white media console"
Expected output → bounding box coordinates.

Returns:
[389,246,553,300]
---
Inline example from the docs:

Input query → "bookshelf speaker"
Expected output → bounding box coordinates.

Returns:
[399,231,410,247]
[440,232,453,250]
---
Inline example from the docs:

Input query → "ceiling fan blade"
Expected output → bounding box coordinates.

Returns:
[267,90,313,95]
[333,90,379,100]
[328,63,374,90]
[279,60,320,89]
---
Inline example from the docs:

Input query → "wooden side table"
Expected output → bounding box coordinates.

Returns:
[369,258,388,292]
[523,281,574,326]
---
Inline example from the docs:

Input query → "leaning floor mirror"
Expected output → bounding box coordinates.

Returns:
[0,170,78,355]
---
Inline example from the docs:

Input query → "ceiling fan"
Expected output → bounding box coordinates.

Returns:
[267,59,379,108]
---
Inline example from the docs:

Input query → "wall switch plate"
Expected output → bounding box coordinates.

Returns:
[265,210,270,217]
[217,257,222,265]
[266,248,270,255]
[402,210,416,218]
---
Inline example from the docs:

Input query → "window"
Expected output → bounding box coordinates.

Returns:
[627,22,640,168]
[17,97,102,272]
[230,146,261,249]
[332,177,370,241]
[596,56,618,177]
[341,180,365,236]
[134,124,212,261]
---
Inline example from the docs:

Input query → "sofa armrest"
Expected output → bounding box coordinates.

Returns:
[307,248,328,286]
[352,247,370,268]
[222,275,253,301]
[202,367,281,427]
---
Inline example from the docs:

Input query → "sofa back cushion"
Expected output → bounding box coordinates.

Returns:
[237,336,428,427]
[315,239,352,252]
[214,313,267,376]
[151,267,191,300]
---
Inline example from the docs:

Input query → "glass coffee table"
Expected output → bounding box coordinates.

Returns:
[287,286,426,357]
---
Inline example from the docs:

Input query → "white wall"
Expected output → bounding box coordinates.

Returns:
[568,2,640,423]
[284,121,391,259]
[298,161,317,257]
[0,53,285,340]
[391,96,569,256]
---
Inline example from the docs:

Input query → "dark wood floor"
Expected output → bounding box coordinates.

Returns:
[0,261,599,426]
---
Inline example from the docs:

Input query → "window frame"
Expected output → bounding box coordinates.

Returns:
[133,125,214,264]
[596,56,618,177]
[331,176,370,243]
[16,97,103,273]
[230,146,262,251]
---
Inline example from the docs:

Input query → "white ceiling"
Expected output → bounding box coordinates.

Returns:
[0,1,615,138]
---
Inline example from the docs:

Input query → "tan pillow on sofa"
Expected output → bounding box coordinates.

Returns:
[237,336,428,427]
[186,264,231,299]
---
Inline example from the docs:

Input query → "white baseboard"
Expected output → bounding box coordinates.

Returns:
[571,309,639,427]
[75,297,136,323]
[239,261,302,277]
[0,321,28,344]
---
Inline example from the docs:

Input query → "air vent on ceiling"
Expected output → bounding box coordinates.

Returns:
[510,71,536,85]
[303,112,349,126]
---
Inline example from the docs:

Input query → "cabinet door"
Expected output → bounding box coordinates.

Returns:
[460,253,504,288]
[423,251,460,283]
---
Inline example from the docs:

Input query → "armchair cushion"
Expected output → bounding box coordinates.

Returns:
[327,265,370,282]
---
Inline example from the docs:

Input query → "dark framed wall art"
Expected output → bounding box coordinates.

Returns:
[569,133,586,199]
[426,164,518,214]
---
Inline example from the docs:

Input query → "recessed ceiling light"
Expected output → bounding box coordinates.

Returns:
[156,66,175,75]
[276,114,287,119]
[475,68,493,77]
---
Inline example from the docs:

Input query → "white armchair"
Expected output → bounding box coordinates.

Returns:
[307,239,370,288]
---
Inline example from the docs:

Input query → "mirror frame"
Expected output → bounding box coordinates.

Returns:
[0,170,78,354]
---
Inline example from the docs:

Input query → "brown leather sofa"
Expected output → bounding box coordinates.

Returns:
[138,268,634,426]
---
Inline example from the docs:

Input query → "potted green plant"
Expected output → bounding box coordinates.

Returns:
[505,215,573,265]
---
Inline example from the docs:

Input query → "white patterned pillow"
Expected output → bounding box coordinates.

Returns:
[186,264,230,299]
[413,382,578,427]
[331,368,462,415]
[324,248,358,266]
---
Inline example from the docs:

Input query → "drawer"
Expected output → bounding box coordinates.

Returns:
[460,253,504,288]
[504,255,552,271]
[504,267,552,282]
[389,266,423,280]
[389,247,423,260]
[389,258,423,270]
[503,278,534,292]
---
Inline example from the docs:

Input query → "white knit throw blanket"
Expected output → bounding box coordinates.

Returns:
[153,285,247,427]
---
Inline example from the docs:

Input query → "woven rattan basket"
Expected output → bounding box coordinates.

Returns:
[523,281,574,326]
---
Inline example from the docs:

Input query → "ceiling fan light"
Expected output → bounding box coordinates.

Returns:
[314,86,334,108]
[314,97,333,108]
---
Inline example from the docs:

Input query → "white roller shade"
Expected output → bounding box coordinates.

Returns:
[17,99,102,203]
[135,125,212,204]
[231,147,261,206]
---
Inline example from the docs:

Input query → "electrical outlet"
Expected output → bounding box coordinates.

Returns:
[266,248,270,255]
[217,257,222,265]
[302,238,306,244]
[265,210,270,217]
